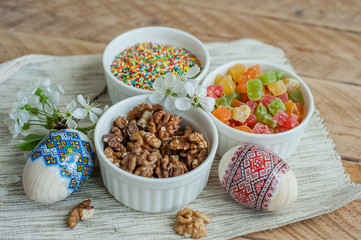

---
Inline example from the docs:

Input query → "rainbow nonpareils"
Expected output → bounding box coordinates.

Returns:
[110,42,202,90]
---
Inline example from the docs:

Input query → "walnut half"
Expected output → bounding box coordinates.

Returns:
[174,208,211,239]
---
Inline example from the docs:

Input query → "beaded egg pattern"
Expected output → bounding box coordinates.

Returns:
[222,144,289,210]
[30,129,94,192]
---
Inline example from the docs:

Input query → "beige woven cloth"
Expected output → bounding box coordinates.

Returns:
[0,39,360,239]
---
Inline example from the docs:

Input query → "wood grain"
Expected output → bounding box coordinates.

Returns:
[0,0,360,239]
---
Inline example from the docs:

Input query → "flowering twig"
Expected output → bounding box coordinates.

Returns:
[3,79,107,151]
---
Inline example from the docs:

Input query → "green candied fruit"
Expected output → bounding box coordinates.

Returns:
[215,95,231,108]
[247,79,263,101]
[255,103,267,122]
[276,72,285,81]
[288,90,304,105]
[216,92,242,108]
[268,98,286,115]
[225,91,241,102]
[259,71,277,85]
[263,114,278,128]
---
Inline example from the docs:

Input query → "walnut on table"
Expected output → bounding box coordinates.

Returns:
[67,200,95,229]
[174,208,211,239]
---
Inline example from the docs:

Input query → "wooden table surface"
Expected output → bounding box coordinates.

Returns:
[1,0,360,239]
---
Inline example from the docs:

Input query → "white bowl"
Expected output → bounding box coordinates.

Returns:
[94,95,218,212]
[103,26,210,104]
[202,60,314,159]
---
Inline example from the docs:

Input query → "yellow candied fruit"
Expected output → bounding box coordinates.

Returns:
[268,80,287,96]
[215,74,226,84]
[282,78,300,93]
[227,63,245,82]
[219,75,236,94]
[231,105,251,122]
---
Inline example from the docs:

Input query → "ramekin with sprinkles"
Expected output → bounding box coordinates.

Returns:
[110,42,202,90]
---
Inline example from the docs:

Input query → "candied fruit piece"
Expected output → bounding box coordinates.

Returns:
[295,103,304,116]
[247,79,263,101]
[268,98,286,115]
[232,105,251,122]
[219,75,236,94]
[260,95,276,108]
[246,101,257,114]
[259,71,277,85]
[243,64,261,81]
[268,80,287,96]
[288,90,304,105]
[232,99,245,107]
[278,92,289,103]
[228,63,245,81]
[229,119,242,128]
[255,103,267,123]
[215,74,226,84]
[263,114,278,128]
[253,123,271,134]
[213,105,232,122]
[282,78,300,93]
[235,125,253,133]
[283,113,299,128]
[275,126,289,133]
[276,72,285,80]
[244,113,258,126]
[273,110,288,126]
[215,95,230,108]
[236,76,248,93]
[284,100,297,115]
[207,84,224,99]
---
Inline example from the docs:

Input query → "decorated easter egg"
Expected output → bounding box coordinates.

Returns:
[219,144,297,211]
[23,129,95,204]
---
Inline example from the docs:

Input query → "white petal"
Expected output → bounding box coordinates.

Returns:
[18,110,30,126]
[91,107,103,115]
[184,66,200,79]
[0,187,8,198]
[67,100,76,111]
[164,96,176,111]
[175,97,192,111]
[89,112,98,124]
[195,85,207,98]
[20,129,30,136]
[87,129,95,141]
[184,81,195,96]
[200,97,216,112]
[73,108,88,119]
[50,91,60,104]
[103,105,109,112]
[152,78,165,91]
[172,81,185,94]
[3,118,12,126]
[149,92,164,103]
[13,123,21,138]
[55,85,65,94]
[67,118,77,129]
[163,72,176,89]
[5,175,20,184]
[77,95,87,107]
[41,79,51,88]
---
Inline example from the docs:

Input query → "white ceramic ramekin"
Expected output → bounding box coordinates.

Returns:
[201,60,314,159]
[102,27,210,104]
[94,95,218,212]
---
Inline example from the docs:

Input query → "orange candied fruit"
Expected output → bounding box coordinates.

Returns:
[212,105,232,122]
[231,99,245,107]
[234,125,253,133]
[243,64,261,81]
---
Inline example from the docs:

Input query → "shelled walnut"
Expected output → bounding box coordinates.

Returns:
[174,208,211,239]
[102,103,208,178]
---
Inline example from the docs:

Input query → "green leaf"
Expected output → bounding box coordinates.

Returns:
[16,139,42,151]
[16,134,44,151]
[24,134,44,142]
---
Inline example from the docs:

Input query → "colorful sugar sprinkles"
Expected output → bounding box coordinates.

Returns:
[208,63,305,134]
[110,42,202,90]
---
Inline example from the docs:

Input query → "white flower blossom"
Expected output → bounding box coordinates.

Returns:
[63,100,77,129]
[175,81,215,112]
[178,65,200,82]
[31,79,63,105]
[149,72,185,111]
[73,95,103,124]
